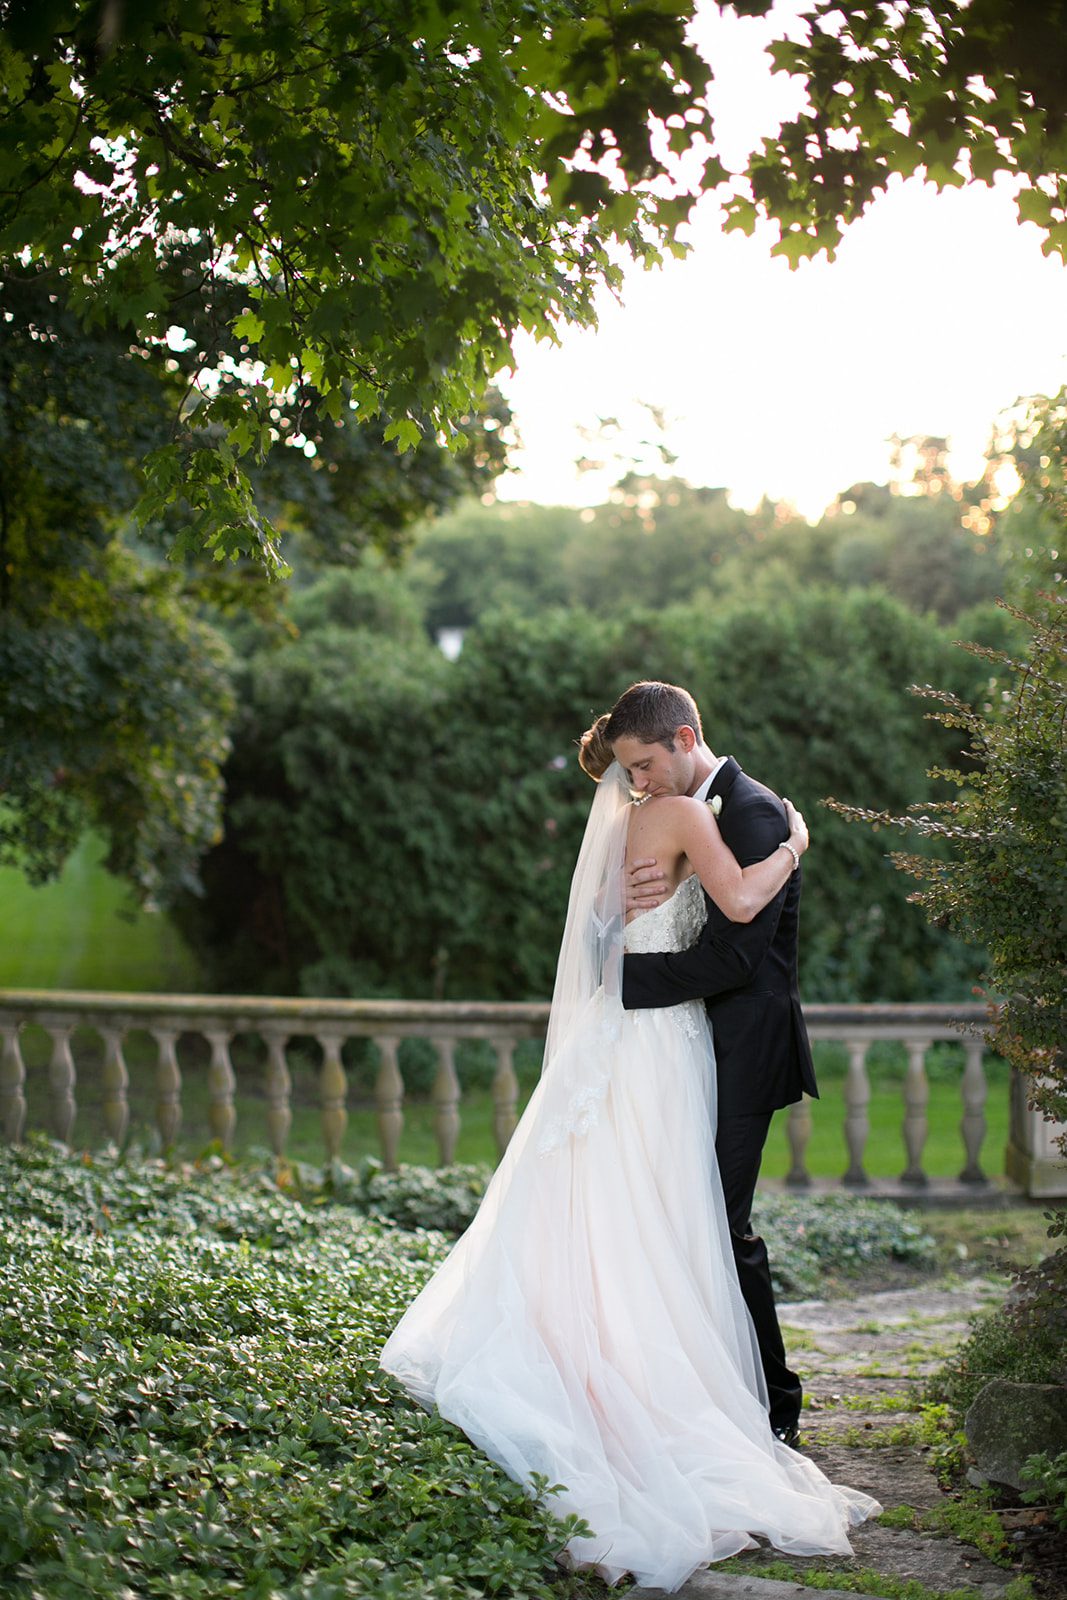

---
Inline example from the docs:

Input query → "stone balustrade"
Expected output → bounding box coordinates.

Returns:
[0,989,1060,1198]
[786,1002,995,1193]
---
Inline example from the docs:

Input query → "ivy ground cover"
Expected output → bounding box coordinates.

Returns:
[0,1138,592,1600]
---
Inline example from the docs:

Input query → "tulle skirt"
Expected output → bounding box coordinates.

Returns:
[380,994,879,1591]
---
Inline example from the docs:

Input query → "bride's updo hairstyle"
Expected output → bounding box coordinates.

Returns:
[577,713,614,781]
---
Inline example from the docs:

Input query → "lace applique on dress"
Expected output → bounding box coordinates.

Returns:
[535,998,622,1155]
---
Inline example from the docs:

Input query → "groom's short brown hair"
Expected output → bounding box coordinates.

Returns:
[604,681,703,749]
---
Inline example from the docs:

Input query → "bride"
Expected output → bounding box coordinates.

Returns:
[380,718,879,1592]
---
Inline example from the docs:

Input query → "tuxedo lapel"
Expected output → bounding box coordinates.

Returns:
[708,757,741,809]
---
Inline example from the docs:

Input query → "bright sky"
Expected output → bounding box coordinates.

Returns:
[494,3,1067,521]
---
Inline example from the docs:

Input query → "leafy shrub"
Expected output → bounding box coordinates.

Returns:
[0,1140,948,1600]
[929,1245,1067,1418]
[0,1134,318,1246]
[339,1160,492,1235]
[0,1138,592,1600]
[266,1157,492,1237]
[1021,1450,1067,1531]
[753,1192,937,1298]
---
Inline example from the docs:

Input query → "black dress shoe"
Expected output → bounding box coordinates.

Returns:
[771,1422,802,1450]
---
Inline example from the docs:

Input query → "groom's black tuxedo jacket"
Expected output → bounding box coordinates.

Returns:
[621,757,818,1118]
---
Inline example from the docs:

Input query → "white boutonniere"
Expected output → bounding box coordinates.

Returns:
[709,794,723,817]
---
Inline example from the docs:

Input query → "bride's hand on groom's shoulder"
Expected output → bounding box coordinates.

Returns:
[783,799,809,857]
[626,858,666,914]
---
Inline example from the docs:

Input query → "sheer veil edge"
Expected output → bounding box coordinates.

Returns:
[535,760,629,1155]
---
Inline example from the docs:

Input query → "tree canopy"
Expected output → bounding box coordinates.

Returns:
[0,0,716,567]
[5,0,1064,915]
[724,1,1067,266]
[0,265,506,898]
[411,462,1006,632]
[6,1,1067,564]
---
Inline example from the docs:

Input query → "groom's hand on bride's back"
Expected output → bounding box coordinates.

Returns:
[627,858,666,913]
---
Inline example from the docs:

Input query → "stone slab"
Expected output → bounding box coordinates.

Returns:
[631,1575,874,1600]
[632,1539,1016,1600]
[965,1378,1067,1490]
[778,1282,1004,1333]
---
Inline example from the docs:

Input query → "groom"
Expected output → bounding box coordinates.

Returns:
[606,679,817,1448]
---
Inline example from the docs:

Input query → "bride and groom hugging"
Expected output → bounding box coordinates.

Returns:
[381,679,878,1593]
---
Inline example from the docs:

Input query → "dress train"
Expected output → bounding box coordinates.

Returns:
[381,875,879,1591]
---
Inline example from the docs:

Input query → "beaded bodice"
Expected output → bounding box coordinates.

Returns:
[623,872,705,954]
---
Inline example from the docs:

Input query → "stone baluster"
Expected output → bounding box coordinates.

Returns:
[433,1038,461,1166]
[491,1038,519,1157]
[374,1036,404,1171]
[46,1024,77,1144]
[0,1024,27,1142]
[901,1039,931,1186]
[843,1039,870,1186]
[152,1027,183,1148]
[960,1037,989,1184]
[205,1027,237,1151]
[318,1031,348,1161]
[99,1025,129,1146]
[784,1094,813,1188]
[262,1030,292,1158]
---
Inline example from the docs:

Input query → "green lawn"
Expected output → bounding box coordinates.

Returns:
[0,834,202,992]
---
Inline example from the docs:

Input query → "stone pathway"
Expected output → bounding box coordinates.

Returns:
[631,1277,1020,1600]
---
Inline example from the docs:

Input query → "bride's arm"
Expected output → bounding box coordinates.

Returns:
[673,796,808,923]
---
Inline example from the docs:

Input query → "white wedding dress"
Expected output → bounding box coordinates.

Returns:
[380,775,879,1592]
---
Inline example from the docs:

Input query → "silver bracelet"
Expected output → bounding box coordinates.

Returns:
[778,840,800,871]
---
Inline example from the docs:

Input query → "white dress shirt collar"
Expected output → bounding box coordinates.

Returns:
[692,754,728,805]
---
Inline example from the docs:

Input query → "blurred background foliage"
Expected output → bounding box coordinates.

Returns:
[160,432,1043,1008]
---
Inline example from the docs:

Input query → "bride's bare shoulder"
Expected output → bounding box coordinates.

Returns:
[629,795,703,841]
[640,795,708,823]
[665,795,709,816]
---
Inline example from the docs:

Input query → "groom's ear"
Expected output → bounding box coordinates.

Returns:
[675,725,698,753]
